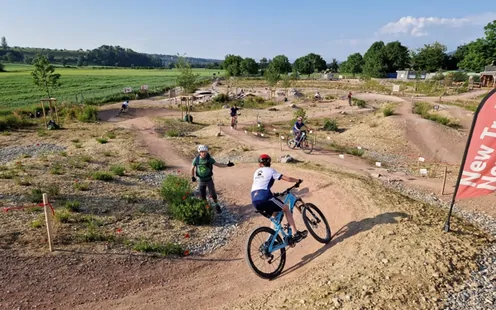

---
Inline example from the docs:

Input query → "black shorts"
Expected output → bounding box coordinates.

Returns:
[253,197,284,218]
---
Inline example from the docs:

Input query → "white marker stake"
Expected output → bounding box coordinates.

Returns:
[327,136,331,140]
[339,154,345,159]
[244,130,247,133]
[418,157,425,162]
[375,162,382,167]
[357,146,362,150]
[261,133,264,137]
[420,168,428,176]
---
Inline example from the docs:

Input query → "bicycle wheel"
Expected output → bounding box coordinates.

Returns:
[287,137,297,149]
[302,203,331,243]
[245,226,286,279]
[301,137,314,154]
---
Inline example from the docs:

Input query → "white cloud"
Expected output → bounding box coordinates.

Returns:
[378,12,496,37]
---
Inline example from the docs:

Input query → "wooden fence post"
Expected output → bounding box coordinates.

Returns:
[43,193,53,252]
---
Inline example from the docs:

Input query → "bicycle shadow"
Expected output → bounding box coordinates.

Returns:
[274,211,409,280]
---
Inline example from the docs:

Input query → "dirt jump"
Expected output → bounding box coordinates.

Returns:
[1,86,494,310]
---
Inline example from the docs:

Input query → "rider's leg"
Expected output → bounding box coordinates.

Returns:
[206,179,221,213]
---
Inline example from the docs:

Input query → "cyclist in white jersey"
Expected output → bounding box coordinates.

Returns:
[250,154,308,243]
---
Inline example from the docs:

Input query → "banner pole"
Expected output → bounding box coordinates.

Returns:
[443,89,496,232]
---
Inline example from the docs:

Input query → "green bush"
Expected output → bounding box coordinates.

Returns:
[382,104,395,117]
[0,115,33,131]
[77,106,98,123]
[92,171,114,181]
[292,109,307,123]
[110,165,125,176]
[149,158,166,170]
[323,118,339,131]
[160,174,213,225]
[96,137,108,144]
[212,93,229,103]
[132,240,184,256]
[352,98,366,108]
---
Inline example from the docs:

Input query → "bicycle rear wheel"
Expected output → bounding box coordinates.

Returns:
[245,226,286,279]
[301,137,314,154]
[302,203,331,243]
[287,137,297,149]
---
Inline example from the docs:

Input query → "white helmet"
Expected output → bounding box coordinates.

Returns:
[198,144,209,152]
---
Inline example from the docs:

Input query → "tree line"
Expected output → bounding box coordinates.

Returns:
[223,20,496,78]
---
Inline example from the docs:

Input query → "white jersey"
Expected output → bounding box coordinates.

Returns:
[251,167,282,201]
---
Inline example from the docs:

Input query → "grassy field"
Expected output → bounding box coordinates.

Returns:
[0,64,224,109]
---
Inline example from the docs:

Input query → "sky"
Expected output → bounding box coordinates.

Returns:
[1,0,495,62]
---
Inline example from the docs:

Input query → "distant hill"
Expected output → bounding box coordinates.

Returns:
[0,45,223,69]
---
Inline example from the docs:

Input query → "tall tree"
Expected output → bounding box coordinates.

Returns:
[31,54,61,98]
[264,65,280,98]
[259,57,269,70]
[384,41,410,72]
[293,56,314,76]
[175,54,200,93]
[0,62,4,72]
[269,55,292,74]
[410,41,447,72]
[306,53,327,72]
[1,37,8,49]
[222,54,243,77]
[458,39,490,72]
[240,57,259,75]
[362,41,388,77]
[328,58,339,73]
[339,53,363,75]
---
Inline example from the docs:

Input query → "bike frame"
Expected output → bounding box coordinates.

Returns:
[265,190,301,254]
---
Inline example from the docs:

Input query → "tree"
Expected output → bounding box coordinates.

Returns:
[264,66,280,98]
[222,54,244,77]
[175,54,200,94]
[293,56,314,76]
[458,39,490,72]
[306,53,327,72]
[410,42,447,72]
[269,55,292,74]
[384,41,410,72]
[240,57,259,75]
[362,41,388,77]
[0,62,4,72]
[328,58,339,73]
[6,52,13,63]
[61,57,68,67]
[31,54,61,98]
[77,56,84,67]
[339,53,363,75]
[1,37,8,49]
[259,57,269,70]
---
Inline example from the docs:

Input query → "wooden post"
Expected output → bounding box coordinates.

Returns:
[40,100,47,128]
[53,99,60,124]
[43,193,53,252]
[441,166,448,195]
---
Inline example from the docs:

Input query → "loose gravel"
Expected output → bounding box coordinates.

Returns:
[0,143,66,165]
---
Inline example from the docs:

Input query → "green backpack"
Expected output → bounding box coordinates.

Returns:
[194,154,213,179]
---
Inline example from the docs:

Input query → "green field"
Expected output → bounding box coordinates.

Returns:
[0,64,224,109]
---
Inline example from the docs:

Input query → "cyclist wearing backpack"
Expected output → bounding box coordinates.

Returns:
[191,145,234,213]
[251,154,308,244]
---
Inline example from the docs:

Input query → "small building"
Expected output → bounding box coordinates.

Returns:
[396,70,427,80]
[480,65,496,88]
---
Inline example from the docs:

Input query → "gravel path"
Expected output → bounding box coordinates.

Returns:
[383,179,495,310]
[0,143,66,165]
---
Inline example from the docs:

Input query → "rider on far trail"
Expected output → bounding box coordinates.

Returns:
[120,100,129,113]
[314,91,322,100]
[293,116,313,147]
[230,103,239,129]
[251,154,308,244]
[191,144,235,213]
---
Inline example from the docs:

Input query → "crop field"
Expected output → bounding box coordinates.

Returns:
[0,64,223,109]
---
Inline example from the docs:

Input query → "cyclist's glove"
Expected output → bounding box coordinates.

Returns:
[295,179,303,187]
[191,176,196,182]
[227,161,234,167]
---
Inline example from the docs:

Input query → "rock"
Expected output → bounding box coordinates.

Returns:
[280,155,295,163]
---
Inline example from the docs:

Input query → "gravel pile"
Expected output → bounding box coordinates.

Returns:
[382,178,496,310]
[0,143,66,165]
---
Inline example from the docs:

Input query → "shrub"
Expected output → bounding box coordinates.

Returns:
[132,240,184,256]
[110,165,125,176]
[106,131,116,139]
[149,158,166,170]
[92,171,114,181]
[352,98,366,108]
[323,118,339,131]
[96,137,108,144]
[130,162,146,171]
[0,115,33,131]
[382,104,395,117]
[77,106,98,123]
[160,174,213,225]
[212,93,229,103]
[292,109,307,122]
[65,201,81,212]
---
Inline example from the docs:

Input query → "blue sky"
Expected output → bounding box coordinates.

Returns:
[1,0,495,62]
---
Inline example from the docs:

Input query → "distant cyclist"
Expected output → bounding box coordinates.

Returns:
[191,144,235,213]
[251,154,307,243]
[120,100,129,113]
[230,104,239,129]
[292,116,313,147]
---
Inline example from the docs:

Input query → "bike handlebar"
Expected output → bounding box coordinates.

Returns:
[273,179,303,197]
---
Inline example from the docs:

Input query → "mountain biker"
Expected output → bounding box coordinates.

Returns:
[251,154,308,244]
[292,117,312,147]
[230,104,239,129]
[120,100,129,112]
[314,91,321,100]
[191,144,235,213]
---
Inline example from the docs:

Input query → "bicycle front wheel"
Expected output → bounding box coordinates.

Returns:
[245,226,286,279]
[287,137,297,149]
[302,203,331,243]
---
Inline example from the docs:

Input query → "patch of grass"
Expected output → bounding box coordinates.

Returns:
[37,129,48,137]
[245,123,266,133]
[71,139,80,143]
[74,143,82,148]
[122,192,139,203]
[28,188,43,203]
[130,162,146,171]
[106,131,117,139]
[80,155,92,163]
[73,180,90,191]
[31,219,43,229]
[55,209,72,223]
[148,158,166,171]
[49,162,64,175]
[102,150,113,157]
[96,137,108,144]
[77,106,98,123]
[65,201,81,212]
[110,165,126,176]
[414,102,461,128]
[158,118,205,137]
[352,98,366,108]
[382,103,395,117]
[92,171,114,181]
[0,171,16,179]
[349,148,365,157]
[323,118,339,132]
[46,183,60,196]
[79,222,115,243]
[15,177,32,186]
[132,240,184,256]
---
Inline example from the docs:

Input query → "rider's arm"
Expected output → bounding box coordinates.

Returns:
[190,165,196,177]
[281,175,299,182]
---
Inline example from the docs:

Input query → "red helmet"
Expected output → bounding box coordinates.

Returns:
[258,154,271,166]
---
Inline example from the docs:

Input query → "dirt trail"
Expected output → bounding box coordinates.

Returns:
[74,114,377,310]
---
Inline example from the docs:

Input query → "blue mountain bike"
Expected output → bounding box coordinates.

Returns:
[245,180,332,279]
[287,130,314,154]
